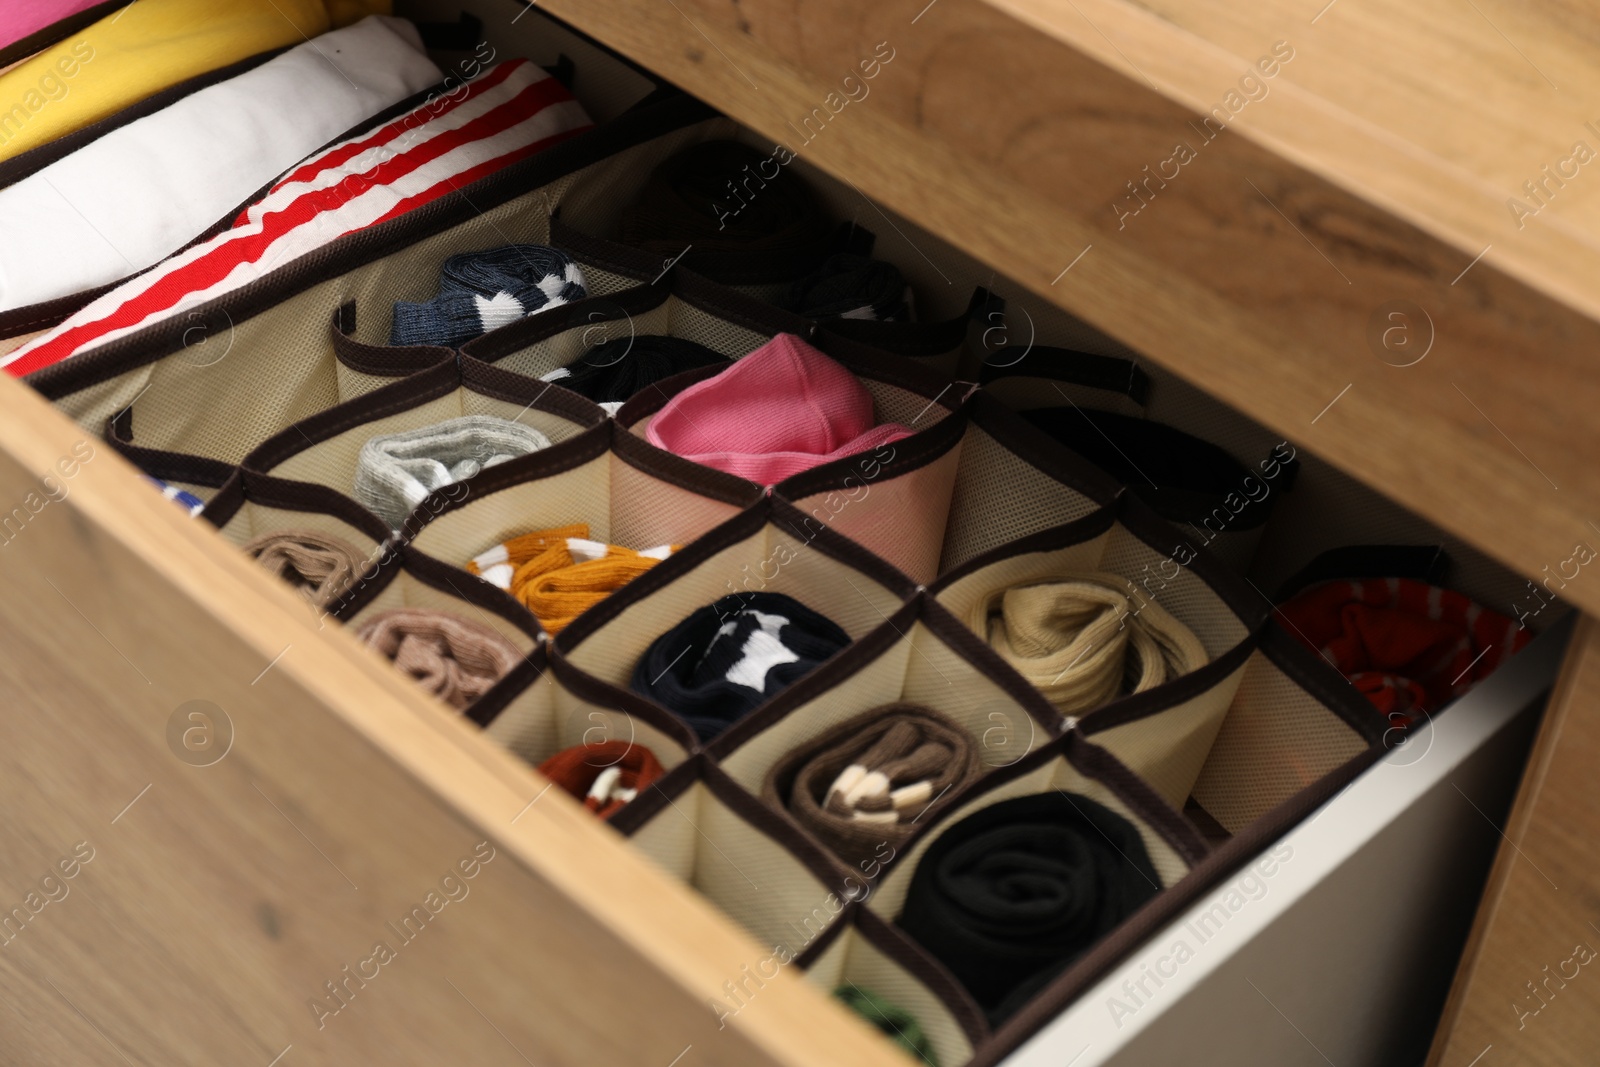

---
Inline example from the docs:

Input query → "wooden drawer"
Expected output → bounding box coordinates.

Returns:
[0,2,1586,1065]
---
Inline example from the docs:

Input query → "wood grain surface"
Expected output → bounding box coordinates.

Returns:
[1428,615,1600,1067]
[0,369,894,1064]
[532,0,1600,622]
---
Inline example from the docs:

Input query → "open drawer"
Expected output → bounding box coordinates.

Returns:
[0,3,1570,1066]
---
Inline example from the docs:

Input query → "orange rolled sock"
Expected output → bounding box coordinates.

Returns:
[509,539,674,634]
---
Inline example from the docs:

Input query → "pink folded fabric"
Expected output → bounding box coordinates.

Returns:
[1,1,106,53]
[644,332,912,485]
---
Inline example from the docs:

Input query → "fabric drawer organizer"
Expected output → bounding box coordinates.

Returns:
[7,10,1532,1066]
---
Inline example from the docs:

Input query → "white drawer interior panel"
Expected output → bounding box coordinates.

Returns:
[1003,613,1571,1067]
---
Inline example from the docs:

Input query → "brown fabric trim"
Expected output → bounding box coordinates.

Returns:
[1256,621,1389,746]
[608,424,767,509]
[605,751,708,835]
[973,742,1384,1067]
[670,269,814,339]
[462,643,549,728]
[394,418,612,535]
[553,494,919,654]
[199,466,400,544]
[1113,491,1272,630]
[0,1,131,76]
[978,347,1153,407]
[853,907,993,1046]
[27,94,723,400]
[965,390,1123,504]
[456,352,606,420]
[240,355,604,478]
[329,544,544,637]
[458,281,673,364]
[928,507,1121,592]
[104,408,237,488]
[1064,733,1212,865]
[548,209,663,282]
[702,596,927,759]
[1074,633,1259,735]
[611,756,857,892]
[0,279,120,339]
[818,337,964,405]
[612,363,726,427]
[544,642,703,758]
[819,299,973,361]
[331,303,456,377]
[774,398,967,501]
[916,595,1071,733]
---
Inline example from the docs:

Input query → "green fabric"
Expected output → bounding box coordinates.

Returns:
[834,984,938,1065]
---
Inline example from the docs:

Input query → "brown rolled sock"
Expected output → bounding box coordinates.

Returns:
[353,608,524,711]
[243,529,370,608]
[764,703,984,868]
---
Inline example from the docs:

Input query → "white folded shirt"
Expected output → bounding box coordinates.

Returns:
[0,15,441,312]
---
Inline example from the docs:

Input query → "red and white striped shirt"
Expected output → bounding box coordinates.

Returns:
[5,58,592,377]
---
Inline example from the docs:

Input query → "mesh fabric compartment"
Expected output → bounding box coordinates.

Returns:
[475,646,698,781]
[1186,624,1386,834]
[612,757,860,956]
[553,496,919,694]
[798,908,988,1067]
[459,270,796,381]
[26,94,728,466]
[938,394,1119,575]
[404,419,761,582]
[326,544,543,723]
[239,356,605,530]
[711,593,1064,803]
[203,468,393,612]
[617,342,967,583]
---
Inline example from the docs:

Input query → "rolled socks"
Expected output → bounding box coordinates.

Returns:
[542,335,727,406]
[469,527,673,636]
[243,529,369,608]
[765,703,982,867]
[897,792,1161,1024]
[353,608,524,711]
[969,572,1207,716]
[391,245,587,348]
[787,254,909,321]
[631,592,850,741]
[539,740,664,818]
[833,985,938,1064]
[354,415,551,529]
[1276,577,1529,725]
[646,333,912,485]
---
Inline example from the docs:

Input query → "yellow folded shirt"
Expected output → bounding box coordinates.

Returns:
[0,0,392,163]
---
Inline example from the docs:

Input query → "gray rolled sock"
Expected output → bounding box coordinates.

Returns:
[354,414,551,528]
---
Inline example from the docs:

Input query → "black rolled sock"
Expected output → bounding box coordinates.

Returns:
[548,335,727,405]
[631,591,851,742]
[785,253,909,321]
[897,791,1161,1025]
